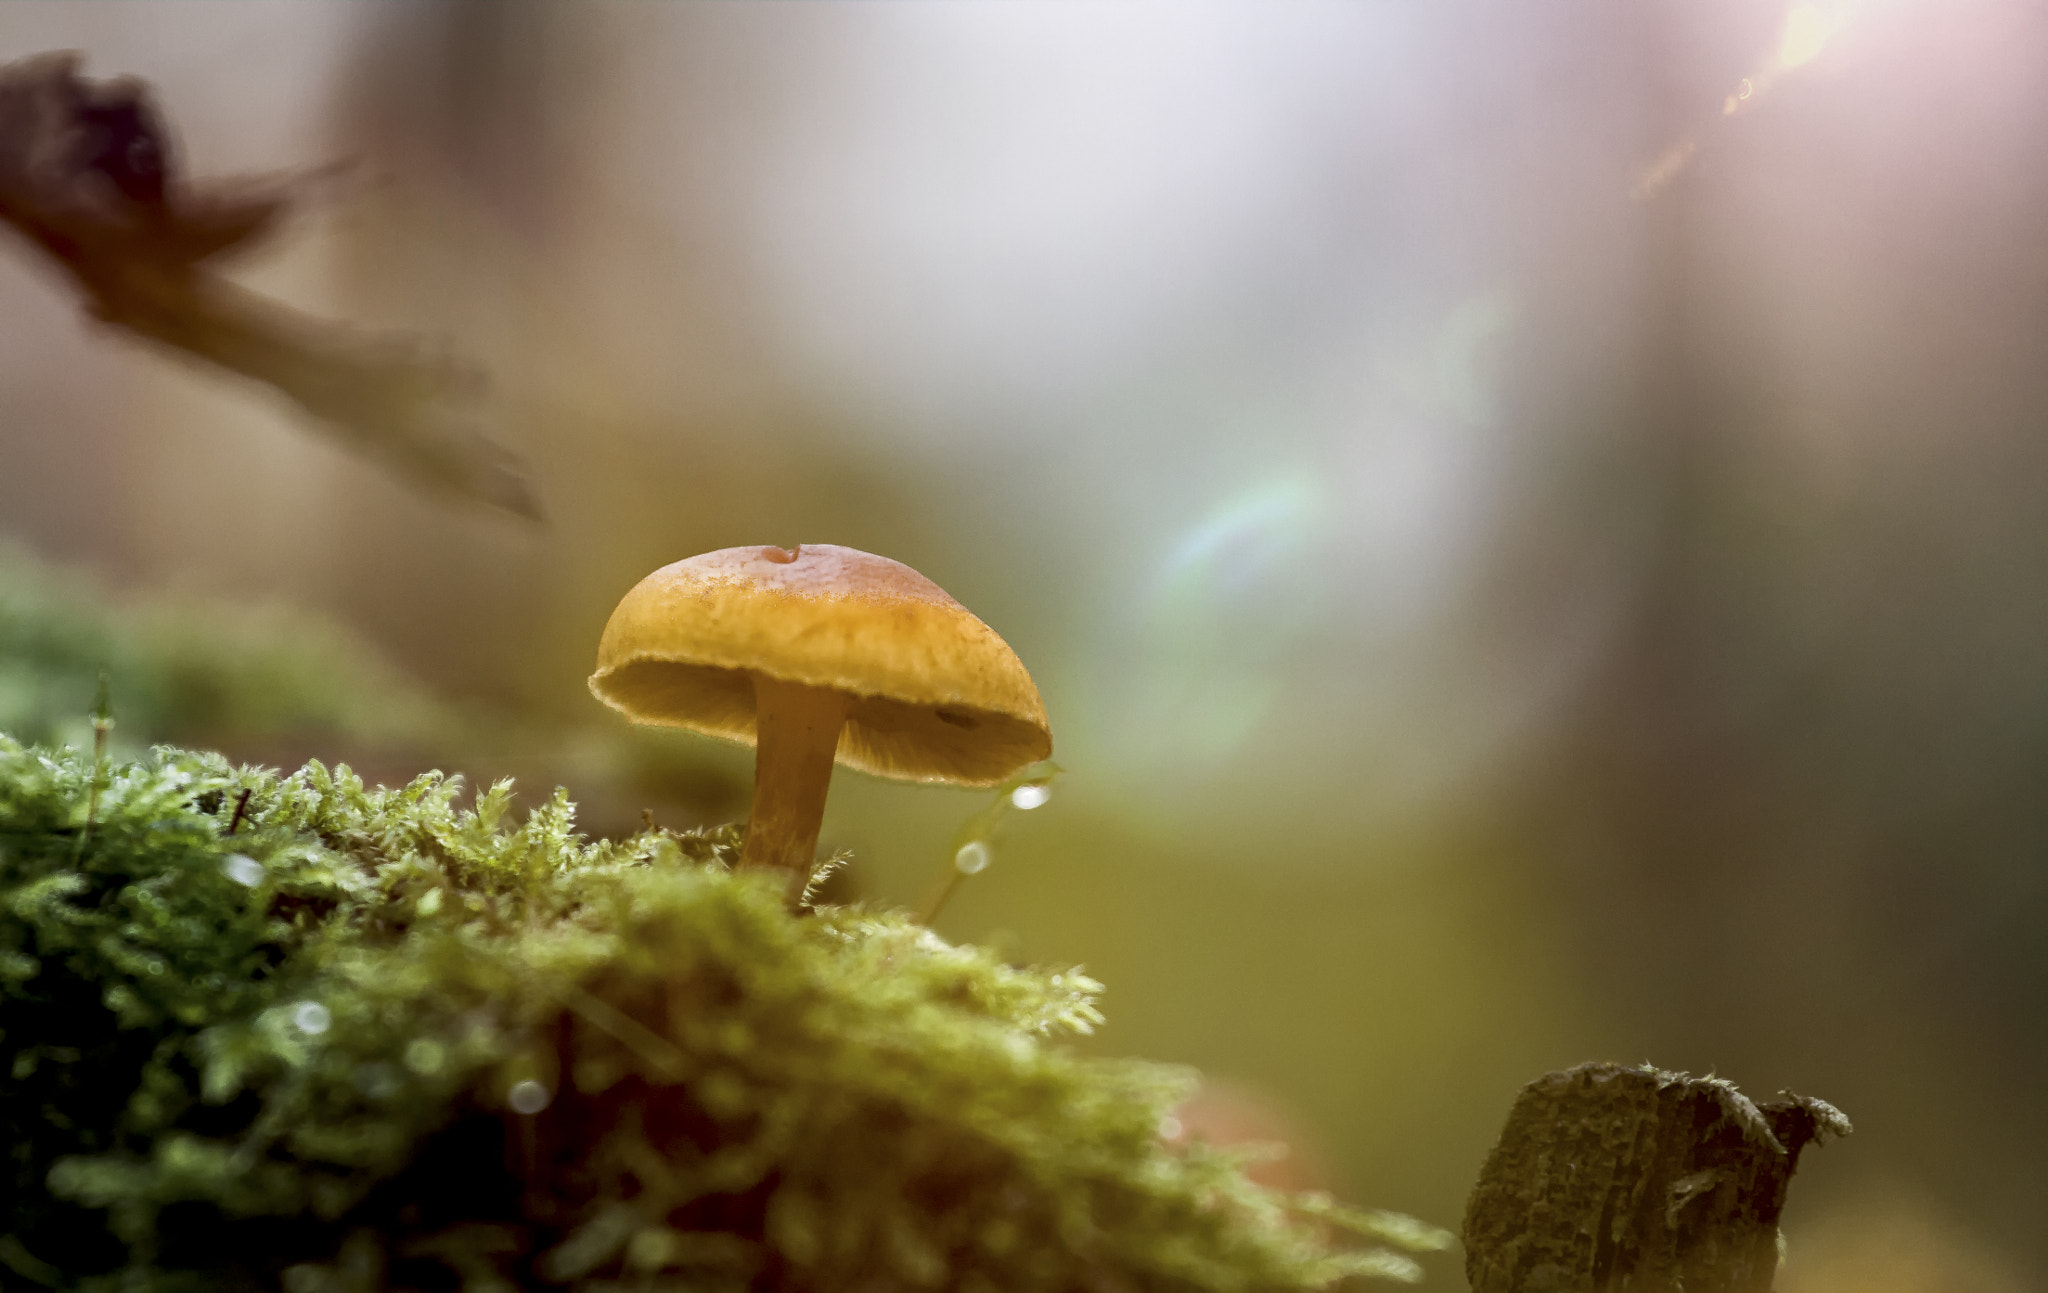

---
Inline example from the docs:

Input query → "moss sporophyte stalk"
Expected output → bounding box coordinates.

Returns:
[0,735,1449,1290]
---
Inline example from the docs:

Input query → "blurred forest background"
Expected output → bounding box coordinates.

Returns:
[2,3,2044,1289]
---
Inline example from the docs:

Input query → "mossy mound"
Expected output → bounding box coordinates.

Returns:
[0,545,461,757]
[0,545,738,836]
[0,736,1444,1291]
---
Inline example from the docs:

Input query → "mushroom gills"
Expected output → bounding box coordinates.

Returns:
[596,658,1048,786]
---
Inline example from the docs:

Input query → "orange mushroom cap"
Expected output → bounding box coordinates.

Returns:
[589,544,1051,786]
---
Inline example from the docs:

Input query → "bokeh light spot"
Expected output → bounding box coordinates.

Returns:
[1778,4,1836,70]
[954,840,992,875]
[1126,475,1328,767]
[403,1038,445,1075]
[1009,783,1051,810]
[508,1079,552,1115]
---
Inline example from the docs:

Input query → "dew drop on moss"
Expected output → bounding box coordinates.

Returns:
[955,841,991,875]
[404,1038,445,1075]
[508,1079,551,1115]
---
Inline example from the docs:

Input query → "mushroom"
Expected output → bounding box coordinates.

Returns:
[588,544,1052,895]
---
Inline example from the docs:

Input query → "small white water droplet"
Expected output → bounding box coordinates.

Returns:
[221,854,264,887]
[292,1001,331,1035]
[508,1079,552,1114]
[404,1038,445,1075]
[1009,783,1051,810]
[954,840,992,875]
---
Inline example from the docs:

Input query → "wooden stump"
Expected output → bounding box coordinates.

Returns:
[1463,1063,1851,1293]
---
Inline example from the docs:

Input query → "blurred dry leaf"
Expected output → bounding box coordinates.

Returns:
[0,51,541,521]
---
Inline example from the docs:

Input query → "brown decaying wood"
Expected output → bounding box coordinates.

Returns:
[1464,1062,1850,1293]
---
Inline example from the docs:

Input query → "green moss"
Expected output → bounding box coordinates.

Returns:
[0,545,463,756]
[0,736,1445,1291]
[0,546,742,837]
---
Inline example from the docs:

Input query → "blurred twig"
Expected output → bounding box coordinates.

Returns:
[0,52,541,521]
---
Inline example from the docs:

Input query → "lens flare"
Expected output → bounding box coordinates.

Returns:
[1778,3,1838,70]
[1129,475,1328,765]
[1637,0,1873,198]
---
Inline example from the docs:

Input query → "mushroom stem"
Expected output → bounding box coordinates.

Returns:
[740,674,849,892]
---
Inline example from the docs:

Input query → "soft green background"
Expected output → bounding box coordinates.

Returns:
[4,5,2044,1289]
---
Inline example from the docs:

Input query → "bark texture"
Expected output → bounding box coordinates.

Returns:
[1464,1062,1850,1293]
